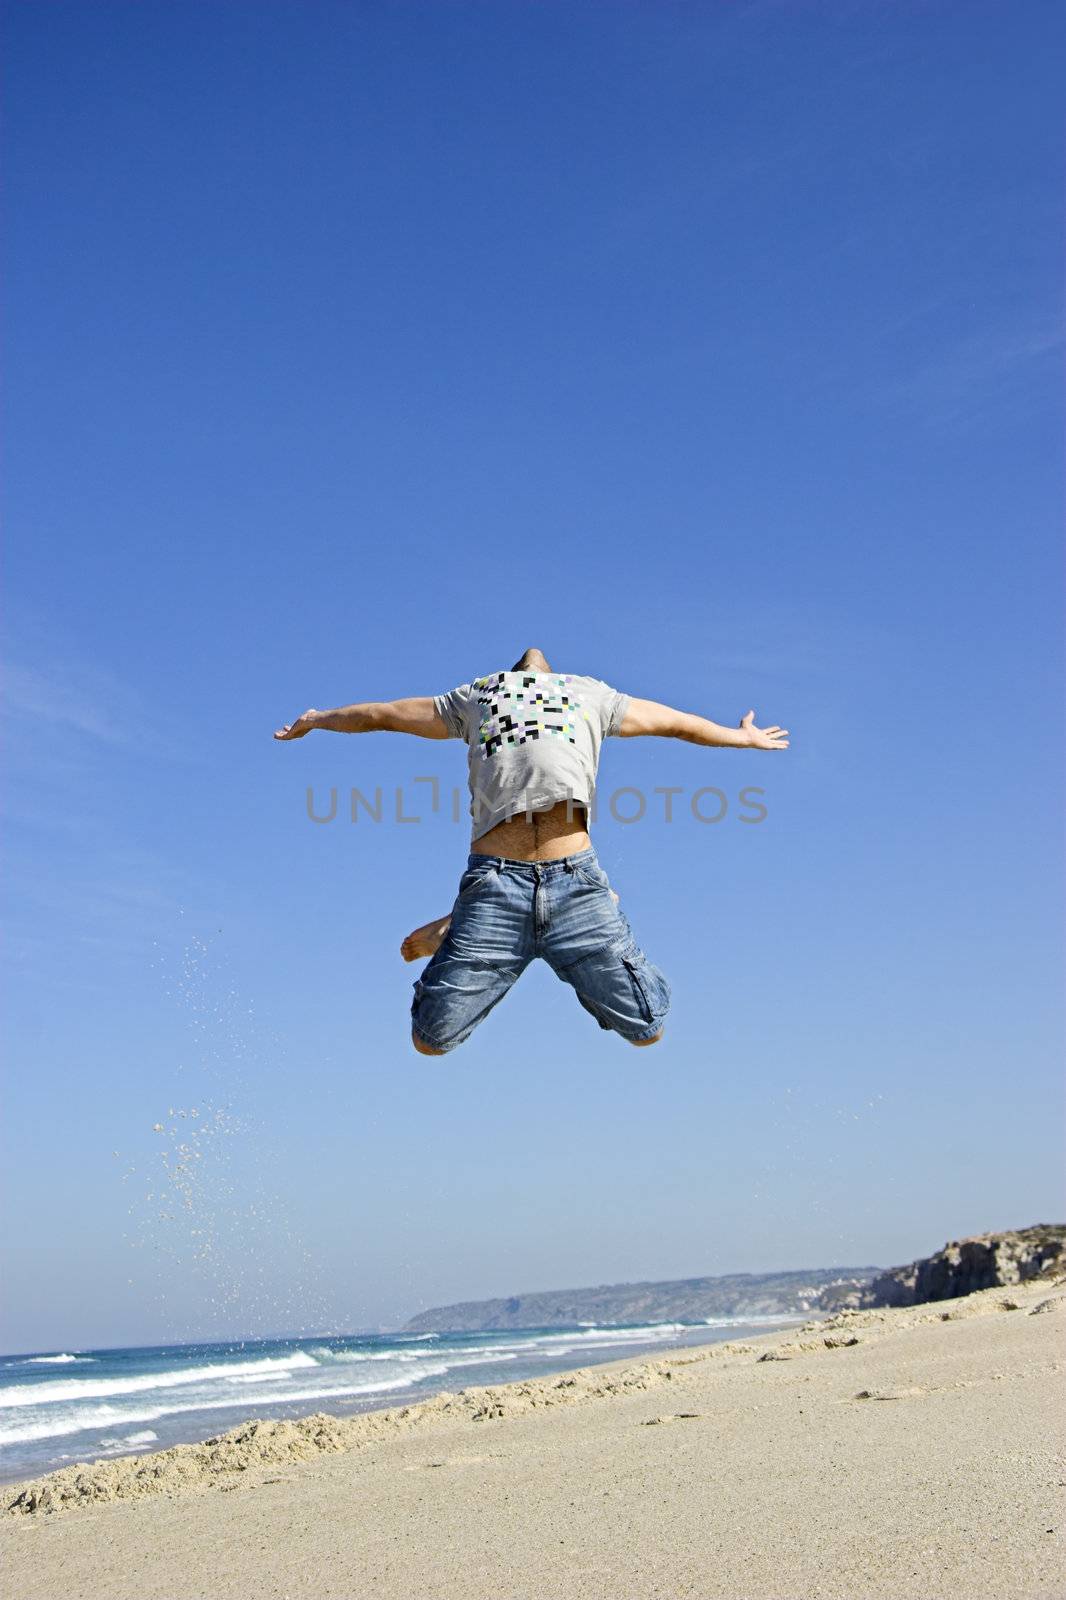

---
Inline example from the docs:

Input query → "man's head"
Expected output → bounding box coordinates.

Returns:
[511,647,553,673]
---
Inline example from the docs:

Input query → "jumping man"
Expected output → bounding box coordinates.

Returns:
[274,648,789,1055]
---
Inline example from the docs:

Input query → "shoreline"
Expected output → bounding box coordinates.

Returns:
[4,1279,1064,1598]
[0,1315,809,1490]
[1,1317,806,1506]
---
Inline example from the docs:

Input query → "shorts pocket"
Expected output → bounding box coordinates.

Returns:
[620,944,653,1024]
[574,860,611,890]
[559,935,669,1041]
[456,863,499,900]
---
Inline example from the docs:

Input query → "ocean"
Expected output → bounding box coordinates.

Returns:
[0,1316,803,1484]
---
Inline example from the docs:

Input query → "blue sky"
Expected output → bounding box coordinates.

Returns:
[2,0,1063,1351]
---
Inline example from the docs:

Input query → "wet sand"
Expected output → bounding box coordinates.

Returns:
[4,1279,1064,1598]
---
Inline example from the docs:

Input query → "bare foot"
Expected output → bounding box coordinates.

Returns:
[401,916,451,963]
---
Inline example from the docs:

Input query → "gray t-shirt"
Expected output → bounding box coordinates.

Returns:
[434,671,630,842]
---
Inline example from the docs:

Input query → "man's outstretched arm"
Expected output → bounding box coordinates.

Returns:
[619,699,789,750]
[274,697,450,740]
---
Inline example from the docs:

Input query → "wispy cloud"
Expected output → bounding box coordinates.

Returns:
[1,618,204,975]
[875,317,1064,431]
[2,850,192,973]
[1,612,181,761]
[0,659,133,743]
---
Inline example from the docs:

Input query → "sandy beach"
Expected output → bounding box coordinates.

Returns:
[4,1279,1064,1599]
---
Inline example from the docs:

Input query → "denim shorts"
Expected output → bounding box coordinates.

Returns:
[410,847,671,1053]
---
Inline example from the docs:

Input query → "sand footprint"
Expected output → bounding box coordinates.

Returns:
[407,1453,496,1470]
[853,1387,928,1401]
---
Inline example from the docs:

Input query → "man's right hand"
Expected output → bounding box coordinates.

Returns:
[274,709,321,740]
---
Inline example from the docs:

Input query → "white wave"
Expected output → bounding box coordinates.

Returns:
[96,1429,160,1453]
[0,1367,454,1447]
[0,1404,141,1446]
[295,1350,516,1381]
[231,1372,449,1408]
[224,1371,292,1385]
[531,1322,688,1346]
[0,1350,536,1450]
[429,1325,683,1361]
[22,1354,96,1366]
[309,1346,413,1365]
[425,1324,693,1364]
[0,1352,319,1409]
[309,1344,489,1369]
[702,1314,806,1327]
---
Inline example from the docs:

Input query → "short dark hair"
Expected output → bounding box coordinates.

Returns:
[511,647,553,672]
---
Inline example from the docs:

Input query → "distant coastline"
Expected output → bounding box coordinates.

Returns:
[402,1264,881,1332]
[403,1226,1066,1331]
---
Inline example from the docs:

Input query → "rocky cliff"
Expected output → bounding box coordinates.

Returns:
[862,1224,1065,1308]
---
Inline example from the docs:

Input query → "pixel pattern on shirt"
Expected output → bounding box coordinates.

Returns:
[473,672,583,760]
